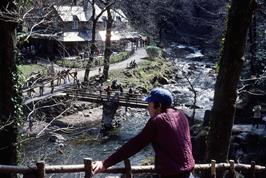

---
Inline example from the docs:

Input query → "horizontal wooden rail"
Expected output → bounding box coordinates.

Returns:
[66,90,148,108]
[0,159,265,178]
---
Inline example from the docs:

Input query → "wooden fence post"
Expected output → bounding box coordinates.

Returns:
[229,160,235,178]
[124,159,132,178]
[84,158,92,178]
[36,161,45,178]
[211,160,216,178]
[250,161,256,178]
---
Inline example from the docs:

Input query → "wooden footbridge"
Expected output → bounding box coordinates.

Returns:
[65,88,148,109]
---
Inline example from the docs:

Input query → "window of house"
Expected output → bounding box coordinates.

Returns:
[72,15,79,30]
[72,20,78,30]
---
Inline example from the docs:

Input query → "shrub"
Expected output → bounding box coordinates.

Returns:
[146,46,161,59]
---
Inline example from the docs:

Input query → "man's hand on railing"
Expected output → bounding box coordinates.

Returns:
[92,161,106,174]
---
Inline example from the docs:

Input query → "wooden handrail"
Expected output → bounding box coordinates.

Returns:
[84,158,92,178]
[211,160,216,178]
[0,160,265,177]
[36,161,45,178]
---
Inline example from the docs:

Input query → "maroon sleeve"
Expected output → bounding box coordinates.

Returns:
[103,118,156,168]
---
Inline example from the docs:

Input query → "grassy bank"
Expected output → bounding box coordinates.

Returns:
[18,64,47,78]
[107,57,174,91]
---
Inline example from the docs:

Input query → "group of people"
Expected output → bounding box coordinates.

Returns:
[103,83,124,101]
[55,69,71,85]
[127,60,138,69]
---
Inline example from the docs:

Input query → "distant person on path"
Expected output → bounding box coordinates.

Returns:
[50,80,54,94]
[125,86,133,112]
[99,86,102,97]
[105,86,111,100]
[39,82,44,96]
[119,84,123,96]
[111,80,118,90]
[252,103,262,128]
[93,88,195,178]
[66,68,71,82]
[98,67,102,75]
[77,80,81,89]
[72,70,78,84]
[27,116,33,132]
[27,87,35,97]
[128,86,133,97]
[57,71,62,85]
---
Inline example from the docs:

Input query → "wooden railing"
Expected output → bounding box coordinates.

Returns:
[0,159,265,178]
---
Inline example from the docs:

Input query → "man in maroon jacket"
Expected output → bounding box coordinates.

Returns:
[93,88,195,178]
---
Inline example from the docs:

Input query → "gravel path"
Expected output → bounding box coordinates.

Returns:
[76,48,147,80]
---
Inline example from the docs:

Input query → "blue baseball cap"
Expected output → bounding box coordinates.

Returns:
[144,88,173,106]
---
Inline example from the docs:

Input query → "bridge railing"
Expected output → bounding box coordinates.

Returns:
[0,159,265,178]
[66,88,148,105]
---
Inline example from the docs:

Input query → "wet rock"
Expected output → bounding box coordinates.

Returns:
[58,143,65,148]
[187,56,204,61]
[83,111,92,117]
[136,86,148,93]
[203,110,211,126]
[49,133,66,143]
[175,74,183,80]
[87,127,100,134]
[169,79,176,84]
[78,111,84,116]
[172,90,182,95]
[74,103,86,111]
[231,135,245,145]
[157,76,169,85]
[245,133,260,147]
[190,124,208,163]
[205,64,211,68]
[102,100,119,131]
[188,63,197,70]
[150,76,158,84]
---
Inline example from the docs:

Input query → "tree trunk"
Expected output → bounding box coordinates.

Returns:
[206,0,256,166]
[0,1,18,178]
[103,4,113,81]
[84,0,112,82]
[84,0,96,82]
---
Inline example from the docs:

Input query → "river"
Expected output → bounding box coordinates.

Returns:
[21,44,216,178]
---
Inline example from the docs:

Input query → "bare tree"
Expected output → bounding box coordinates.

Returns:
[84,0,114,82]
[173,63,198,124]
[102,0,114,81]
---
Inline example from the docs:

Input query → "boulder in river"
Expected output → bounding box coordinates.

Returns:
[157,76,169,85]
[49,133,66,143]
